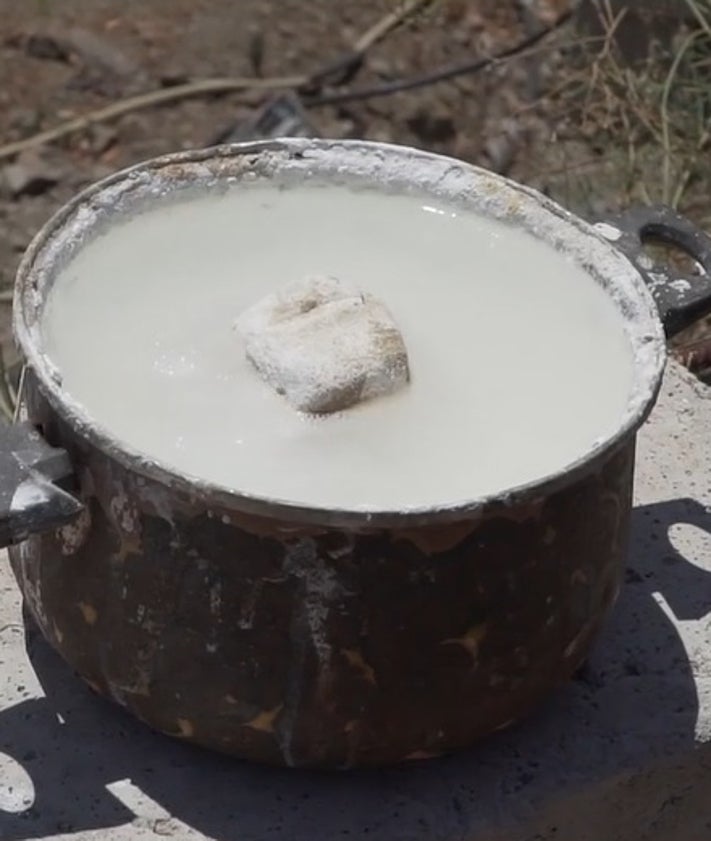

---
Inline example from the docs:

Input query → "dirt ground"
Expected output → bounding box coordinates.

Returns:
[1,0,710,382]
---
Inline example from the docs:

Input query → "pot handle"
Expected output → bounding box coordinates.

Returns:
[0,421,83,548]
[597,205,711,338]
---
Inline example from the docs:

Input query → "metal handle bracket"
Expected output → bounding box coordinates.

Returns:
[597,205,711,337]
[0,421,82,548]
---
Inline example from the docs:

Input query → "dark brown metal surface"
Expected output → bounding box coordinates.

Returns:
[8,371,635,768]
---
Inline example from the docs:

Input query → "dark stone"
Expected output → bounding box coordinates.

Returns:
[406,109,457,144]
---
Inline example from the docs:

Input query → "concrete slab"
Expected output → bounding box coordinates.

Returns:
[2,359,711,841]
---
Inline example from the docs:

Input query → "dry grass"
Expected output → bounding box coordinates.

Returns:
[516,0,711,377]
[526,0,711,222]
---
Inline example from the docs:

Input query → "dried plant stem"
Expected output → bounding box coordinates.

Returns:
[0,0,435,162]
[0,346,16,421]
[353,0,433,53]
[661,30,703,204]
[0,75,306,161]
[684,0,711,39]
[673,122,711,208]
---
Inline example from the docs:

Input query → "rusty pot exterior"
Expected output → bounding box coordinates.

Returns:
[7,370,633,768]
[3,140,673,768]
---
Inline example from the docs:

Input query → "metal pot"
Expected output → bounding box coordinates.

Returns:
[2,140,711,769]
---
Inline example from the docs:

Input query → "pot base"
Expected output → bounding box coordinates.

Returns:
[8,397,634,768]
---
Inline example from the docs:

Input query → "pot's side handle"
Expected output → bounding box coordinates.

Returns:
[596,205,711,338]
[0,421,83,549]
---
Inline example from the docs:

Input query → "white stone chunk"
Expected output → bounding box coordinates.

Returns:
[236,276,410,414]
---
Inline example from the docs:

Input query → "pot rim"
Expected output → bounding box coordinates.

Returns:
[13,139,666,528]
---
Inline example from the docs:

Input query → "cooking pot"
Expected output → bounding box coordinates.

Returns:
[2,140,711,769]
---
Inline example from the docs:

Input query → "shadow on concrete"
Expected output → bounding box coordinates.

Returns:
[0,498,709,841]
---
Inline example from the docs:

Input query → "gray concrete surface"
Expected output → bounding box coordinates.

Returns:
[2,359,711,841]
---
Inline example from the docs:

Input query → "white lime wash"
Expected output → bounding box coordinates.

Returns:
[40,176,637,511]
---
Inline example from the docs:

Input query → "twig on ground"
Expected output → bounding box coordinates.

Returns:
[354,0,433,54]
[306,0,434,87]
[0,75,305,161]
[684,0,711,39]
[306,10,573,107]
[0,0,434,161]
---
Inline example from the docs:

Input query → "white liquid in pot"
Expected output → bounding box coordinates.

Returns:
[42,182,634,511]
